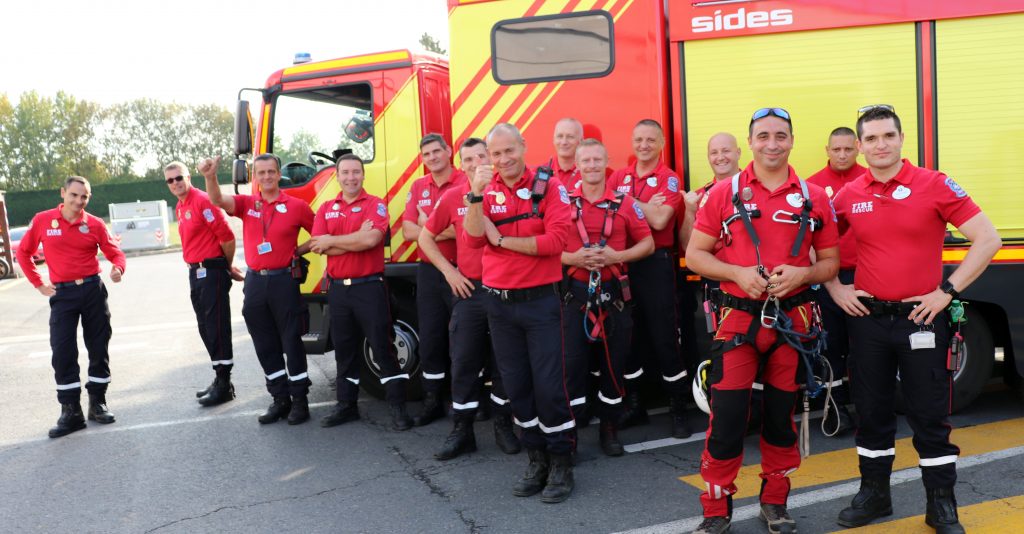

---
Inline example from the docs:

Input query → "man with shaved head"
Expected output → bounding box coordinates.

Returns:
[465,122,576,502]
[680,132,742,252]
[551,117,584,185]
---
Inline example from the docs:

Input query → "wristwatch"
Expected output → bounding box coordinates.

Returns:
[465,191,483,204]
[497,235,504,248]
[940,279,960,300]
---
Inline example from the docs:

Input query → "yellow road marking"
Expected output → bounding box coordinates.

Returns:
[680,418,1024,498]
[838,494,1024,533]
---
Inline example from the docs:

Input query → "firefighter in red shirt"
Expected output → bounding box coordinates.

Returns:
[807,126,867,436]
[680,132,741,253]
[310,154,414,431]
[561,139,653,456]
[164,161,242,407]
[202,154,315,426]
[607,119,691,438]
[400,134,468,427]
[420,137,521,459]
[17,176,126,438]
[687,108,839,534]
[464,123,575,503]
[831,106,999,533]
[551,117,583,186]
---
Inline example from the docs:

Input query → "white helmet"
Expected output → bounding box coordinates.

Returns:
[693,360,712,415]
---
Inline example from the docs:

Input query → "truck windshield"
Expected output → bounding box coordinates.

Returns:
[270,83,374,189]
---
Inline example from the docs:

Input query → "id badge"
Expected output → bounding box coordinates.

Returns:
[909,331,936,350]
[257,242,273,255]
[196,267,207,279]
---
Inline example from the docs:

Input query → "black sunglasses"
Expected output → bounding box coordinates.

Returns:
[750,107,791,123]
[165,175,185,184]
[857,104,895,117]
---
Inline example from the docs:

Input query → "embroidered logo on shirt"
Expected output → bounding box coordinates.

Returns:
[377,203,387,217]
[852,201,873,214]
[667,176,679,193]
[558,185,570,205]
[47,229,62,237]
[203,208,214,222]
[944,177,967,198]
[246,209,261,218]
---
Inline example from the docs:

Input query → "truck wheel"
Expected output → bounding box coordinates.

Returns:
[360,320,424,401]
[0,258,10,279]
[950,306,994,412]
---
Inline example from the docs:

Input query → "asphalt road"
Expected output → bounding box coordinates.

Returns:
[2,252,1023,533]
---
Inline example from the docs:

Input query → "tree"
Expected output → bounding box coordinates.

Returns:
[419,32,447,55]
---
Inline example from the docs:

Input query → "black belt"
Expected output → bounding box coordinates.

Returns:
[484,283,558,303]
[329,274,384,287]
[251,267,290,276]
[714,288,815,313]
[650,248,673,259]
[859,298,919,316]
[188,257,229,270]
[469,279,484,290]
[55,275,100,289]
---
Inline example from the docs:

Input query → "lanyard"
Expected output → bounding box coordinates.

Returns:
[257,198,277,241]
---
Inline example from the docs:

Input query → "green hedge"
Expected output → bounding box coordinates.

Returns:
[4,175,228,227]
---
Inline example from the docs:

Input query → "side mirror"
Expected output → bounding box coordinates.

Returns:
[344,110,374,144]
[234,100,253,156]
[232,159,249,194]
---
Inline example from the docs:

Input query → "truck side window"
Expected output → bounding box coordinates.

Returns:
[491,10,614,85]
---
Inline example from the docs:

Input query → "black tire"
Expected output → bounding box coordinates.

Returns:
[360,319,424,401]
[0,258,10,279]
[950,306,994,412]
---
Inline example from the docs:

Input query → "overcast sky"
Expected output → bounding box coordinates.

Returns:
[2,0,450,108]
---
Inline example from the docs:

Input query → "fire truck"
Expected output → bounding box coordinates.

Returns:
[229,0,1024,408]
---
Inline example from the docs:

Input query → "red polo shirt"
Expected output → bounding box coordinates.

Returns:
[176,187,235,264]
[466,167,571,289]
[607,161,683,249]
[807,162,867,269]
[694,162,838,300]
[232,192,314,271]
[312,190,389,279]
[833,159,980,301]
[565,186,651,282]
[551,160,579,187]
[16,206,126,287]
[402,169,466,264]
[425,182,483,280]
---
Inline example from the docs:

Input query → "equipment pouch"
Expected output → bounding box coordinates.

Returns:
[290,255,310,283]
[947,332,964,372]
[618,274,632,302]
[703,299,719,333]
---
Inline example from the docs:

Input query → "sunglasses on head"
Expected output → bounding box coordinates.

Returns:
[750,107,791,123]
[857,104,895,117]
[166,175,185,184]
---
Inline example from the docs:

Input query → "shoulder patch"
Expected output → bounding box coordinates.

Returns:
[632,201,645,220]
[667,176,679,193]
[944,177,967,198]
[377,202,387,217]
[698,192,710,209]
[829,199,838,222]
[558,185,570,205]
[202,208,214,222]
[406,191,412,203]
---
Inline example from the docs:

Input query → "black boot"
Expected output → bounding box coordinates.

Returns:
[48,402,86,438]
[599,419,625,457]
[258,396,292,424]
[413,391,446,427]
[390,402,413,431]
[287,395,310,425]
[926,487,965,534]
[512,449,549,497]
[196,378,216,398]
[541,453,575,503]
[618,390,649,428]
[87,394,116,424]
[198,376,235,407]
[837,477,892,527]
[435,414,477,460]
[321,401,360,427]
[670,394,692,439]
[493,413,522,454]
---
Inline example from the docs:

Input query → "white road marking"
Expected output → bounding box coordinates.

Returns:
[0,278,26,291]
[1,319,247,345]
[614,444,1024,534]
[0,400,337,449]
[624,410,829,453]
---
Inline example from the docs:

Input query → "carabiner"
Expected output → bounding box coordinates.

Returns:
[772,209,798,224]
[761,295,779,328]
